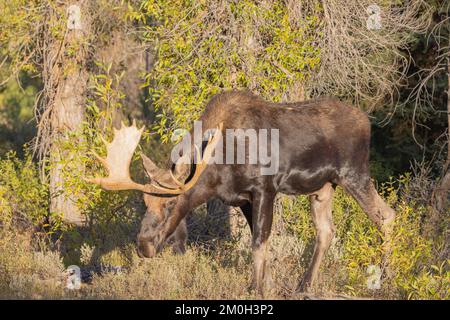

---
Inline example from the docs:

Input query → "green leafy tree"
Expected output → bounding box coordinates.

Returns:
[132,0,321,141]
[132,0,428,142]
[0,0,144,224]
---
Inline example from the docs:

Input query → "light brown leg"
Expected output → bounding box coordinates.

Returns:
[340,176,395,235]
[252,240,271,295]
[250,191,275,297]
[297,182,335,293]
[340,175,397,280]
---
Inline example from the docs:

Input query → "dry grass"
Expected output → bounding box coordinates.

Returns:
[0,204,330,300]
[0,232,65,299]
[0,188,448,300]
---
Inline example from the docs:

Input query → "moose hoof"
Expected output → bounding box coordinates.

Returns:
[248,279,264,296]
[249,278,273,297]
[249,285,266,298]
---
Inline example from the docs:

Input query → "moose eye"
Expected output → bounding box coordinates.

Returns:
[151,219,159,228]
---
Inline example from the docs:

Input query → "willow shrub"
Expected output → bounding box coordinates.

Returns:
[0,151,50,230]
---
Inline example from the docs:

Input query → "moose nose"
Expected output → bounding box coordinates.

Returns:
[137,240,156,258]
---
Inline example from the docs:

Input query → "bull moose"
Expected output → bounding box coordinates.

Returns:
[87,90,395,295]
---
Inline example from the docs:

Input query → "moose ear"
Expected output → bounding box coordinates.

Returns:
[173,153,191,181]
[141,153,161,178]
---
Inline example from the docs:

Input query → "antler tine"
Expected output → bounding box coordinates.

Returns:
[170,170,185,187]
[91,150,110,170]
[194,144,203,168]
[100,135,109,147]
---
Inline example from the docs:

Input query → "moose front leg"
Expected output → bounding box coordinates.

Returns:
[169,218,187,255]
[137,209,188,258]
[250,192,275,296]
[150,191,210,255]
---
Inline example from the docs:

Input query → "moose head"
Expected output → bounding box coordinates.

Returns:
[86,120,223,258]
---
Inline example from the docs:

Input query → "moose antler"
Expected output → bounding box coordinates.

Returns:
[86,120,148,191]
[86,121,223,195]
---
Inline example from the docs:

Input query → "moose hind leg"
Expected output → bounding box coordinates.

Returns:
[340,175,395,235]
[297,182,335,293]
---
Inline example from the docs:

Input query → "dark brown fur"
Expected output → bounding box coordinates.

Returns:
[138,90,395,295]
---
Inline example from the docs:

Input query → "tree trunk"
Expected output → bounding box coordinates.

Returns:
[49,71,88,225]
[48,2,89,225]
